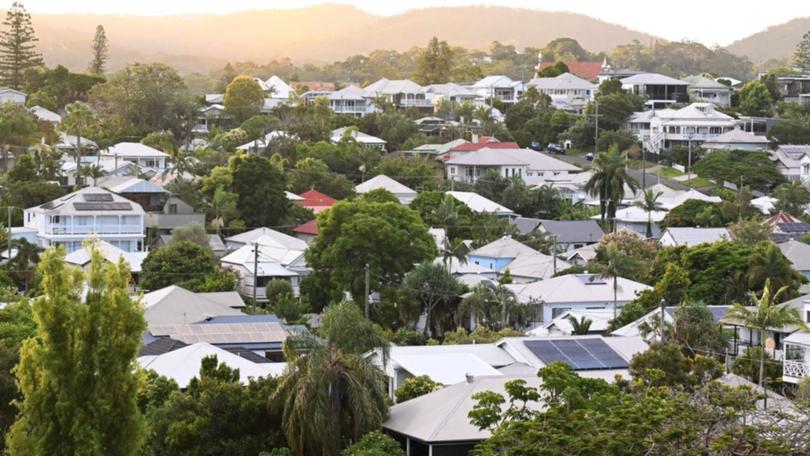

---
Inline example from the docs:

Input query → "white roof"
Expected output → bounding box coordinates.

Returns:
[28,186,144,216]
[285,191,304,201]
[469,236,537,259]
[446,191,514,215]
[505,274,651,304]
[595,206,667,223]
[446,148,580,172]
[235,130,294,151]
[220,242,305,271]
[394,353,502,385]
[225,227,308,251]
[682,75,732,90]
[330,127,386,145]
[96,175,168,194]
[621,73,689,86]
[503,252,570,281]
[56,132,98,150]
[472,75,516,89]
[779,240,810,272]
[531,309,616,336]
[751,196,776,215]
[363,78,423,95]
[702,129,770,148]
[106,142,169,158]
[660,227,731,247]
[141,285,244,327]
[265,75,292,99]
[564,243,598,262]
[31,105,61,122]
[138,342,286,388]
[423,83,477,98]
[64,240,147,273]
[355,175,417,196]
[785,331,810,346]
[328,84,366,100]
[528,72,596,91]
[381,343,516,368]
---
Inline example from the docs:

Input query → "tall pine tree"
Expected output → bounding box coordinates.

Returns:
[88,25,108,75]
[794,30,810,73]
[0,2,42,89]
[6,246,147,455]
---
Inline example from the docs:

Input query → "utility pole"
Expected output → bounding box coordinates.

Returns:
[6,206,11,262]
[552,234,558,275]
[593,99,600,155]
[252,241,259,313]
[364,263,370,319]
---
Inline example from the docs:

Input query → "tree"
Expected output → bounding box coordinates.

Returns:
[0,103,36,171]
[566,315,593,335]
[319,300,389,355]
[793,30,810,73]
[60,102,99,179]
[745,241,802,294]
[773,181,810,216]
[0,2,42,89]
[88,25,108,75]
[692,150,785,192]
[402,262,464,337]
[459,284,535,331]
[738,81,773,117]
[671,302,729,356]
[140,240,235,292]
[592,241,648,319]
[224,76,266,124]
[633,188,664,238]
[728,219,772,245]
[304,198,435,304]
[288,158,354,200]
[394,375,442,403]
[726,280,805,394]
[7,246,146,455]
[228,153,291,228]
[341,431,405,456]
[170,222,209,247]
[415,37,453,85]
[584,145,638,230]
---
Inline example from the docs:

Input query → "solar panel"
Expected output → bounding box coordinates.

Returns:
[73,202,133,211]
[552,339,603,369]
[778,222,810,233]
[83,193,114,202]
[578,339,629,369]
[523,338,628,370]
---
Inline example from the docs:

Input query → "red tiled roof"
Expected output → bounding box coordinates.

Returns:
[299,189,336,208]
[293,218,318,235]
[449,141,520,152]
[539,61,602,82]
[765,212,802,226]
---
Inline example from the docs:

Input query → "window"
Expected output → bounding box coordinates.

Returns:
[806,310,810,323]
[552,307,572,319]
[449,167,456,175]
[168,204,178,214]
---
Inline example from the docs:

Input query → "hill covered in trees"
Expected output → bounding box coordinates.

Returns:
[727,17,810,65]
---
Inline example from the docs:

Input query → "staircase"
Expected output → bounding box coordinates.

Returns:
[643,131,665,156]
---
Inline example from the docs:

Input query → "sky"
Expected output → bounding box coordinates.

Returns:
[9,0,810,46]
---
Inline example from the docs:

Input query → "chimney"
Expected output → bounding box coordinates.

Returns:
[465,372,475,383]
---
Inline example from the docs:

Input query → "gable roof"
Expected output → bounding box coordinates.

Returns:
[778,240,810,272]
[469,236,538,259]
[293,218,318,236]
[702,129,770,147]
[505,274,651,304]
[528,72,596,91]
[31,105,61,122]
[299,189,336,208]
[225,227,308,251]
[330,127,386,145]
[29,186,144,215]
[503,251,570,281]
[327,84,366,100]
[660,227,732,247]
[355,175,416,196]
[64,240,148,273]
[363,78,423,95]
[96,175,169,194]
[446,148,581,172]
[682,75,732,90]
[533,309,617,336]
[107,142,169,158]
[535,219,604,244]
[446,191,514,215]
[621,73,689,86]
[472,75,516,89]
[142,285,244,327]
[220,241,305,270]
[539,61,602,81]
[265,75,292,98]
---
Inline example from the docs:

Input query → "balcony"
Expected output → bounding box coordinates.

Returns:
[396,99,433,108]
[784,360,810,382]
[46,225,144,236]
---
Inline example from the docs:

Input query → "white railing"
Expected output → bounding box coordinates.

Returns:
[784,360,810,379]
[47,225,143,235]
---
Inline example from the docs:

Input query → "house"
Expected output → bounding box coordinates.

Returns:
[626,103,737,154]
[468,236,538,272]
[104,142,169,171]
[526,72,596,113]
[470,75,525,104]
[330,127,387,150]
[24,187,146,253]
[505,274,651,323]
[292,219,318,244]
[784,328,810,385]
[445,148,580,185]
[766,212,810,242]
[64,240,148,276]
[141,284,245,327]
[363,78,430,110]
[500,251,571,283]
[445,136,520,155]
[767,74,810,104]
[403,139,468,158]
[770,145,810,184]
[529,309,616,336]
[355,175,418,204]
[682,75,733,107]
[235,130,295,153]
[193,104,230,135]
[778,240,810,278]
[422,83,478,105]
[327,85,371,117]
[31,105,61,123]
[495,335,648,373]
[593,206,667,238]
[620,73,689,107]
[55,132,99,153]
[60,156,140,187]
[446,191,515,218]
[0,87,25,105]
[612,305,731,340]
[224,227,308,251]
[702,128,770,152]
[537,59,603,82]
[513,218,604,251]
[138,342,286,388]
[658,227,732,247]
[564,243,598,266]
[296,189,336,214]
[219,238,309,300]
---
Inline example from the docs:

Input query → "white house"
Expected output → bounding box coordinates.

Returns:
[620,73,689,107]
[770,145,810,184]
[526,72,595,112]
[682,75,733,107]
[445,148,580,185]
[327,85,371,117]
[363,78,430,109]
[104,142,169,171]
[468,236,539,272]
[701,128,770,152]
[261,75,293,111]
[24,187,146,253]
[219,235,310,300]
[658,227,732,247]
[355,175,418,204]
[422,83,478,105]
[330,127,387,150]
[626,103,738,155]
[446,191,515,218]
[471,75,525,104]
[224,227,308,251]
[0,87,26,105]
[505,273,651,323]
[595,206,667,238]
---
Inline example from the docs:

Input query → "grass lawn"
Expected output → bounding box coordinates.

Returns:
[564,148,590,157]
[655,167,684,179]
[627,159,655,170]
[683,177,715,189]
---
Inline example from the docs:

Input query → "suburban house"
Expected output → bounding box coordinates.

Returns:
[31,105,61,123]
[0,87,26,105]
[224,227,308,251]
[104,142,170,171]
[770,145,810,183]
[564,243,598,266]
[778,240,810,278]
[768,74,810,104]
[682,75,733,107]
[262,75,294,110]
[626,103,738,154]
[658,227,732,247]
[470,75,525,104]
[500,251,571,282]
[141,284,245,327]
[526,72,596,112]
[620,73,690,107]
[529,309,616,336]
[594,206,667,238]
[423,83,479,106]
[505,273,651,323]
[355,175,418,204]
[193,104,230,135]
[220,236,310,300]
[296,189,336,214]
[445,148,580,185]
[327,85,371,116]
[60,156,140,187]
[330,127,387,150]
[24,187,146,253]
[446,191,515,218]
[766,212,810,242]
[701,128,771,152]
[363,78,431,110]
[513,218,604,251]
[468,236,539,272]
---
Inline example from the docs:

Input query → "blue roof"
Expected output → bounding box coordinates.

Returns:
[193,314,281,324]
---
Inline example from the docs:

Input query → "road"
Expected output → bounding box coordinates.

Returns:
[557,154,691,191]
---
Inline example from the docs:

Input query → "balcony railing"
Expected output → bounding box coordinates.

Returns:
[47,225,144,235]
[784,360,810,379]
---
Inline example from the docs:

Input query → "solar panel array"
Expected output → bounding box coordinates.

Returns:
[777,222,810,233]
[524,338,628,370]
[83,193,114,202]
[73,202,133,211]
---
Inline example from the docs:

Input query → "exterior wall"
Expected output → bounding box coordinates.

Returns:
[447,164,569,185]
[616,220,661,238]
[538,300,630,324]
[24,210,145,252]
[468,255,514,272]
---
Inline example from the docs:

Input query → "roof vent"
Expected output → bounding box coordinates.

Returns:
[465,372,474,383]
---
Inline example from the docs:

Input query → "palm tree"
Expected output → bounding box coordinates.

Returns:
[440,237,469,271]
[746,242,802,295]
[60,102,98,181]
[725,280,806,398]
[633,188,664,238]
[584,145,638,232]
[566,315,593,335]
[592,241,647,319]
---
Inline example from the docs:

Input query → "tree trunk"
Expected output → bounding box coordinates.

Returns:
[759,329,767,409]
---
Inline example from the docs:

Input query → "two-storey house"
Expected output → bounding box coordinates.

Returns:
[626,103,737,155]
[526,72,596,113]
[470,75,525,104]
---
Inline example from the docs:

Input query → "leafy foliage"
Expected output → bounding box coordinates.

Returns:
[140,240,235,292]
[394,375,443,403]
[692,150,785,192]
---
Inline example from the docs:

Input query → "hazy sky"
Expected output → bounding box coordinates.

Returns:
[11,0,810,45]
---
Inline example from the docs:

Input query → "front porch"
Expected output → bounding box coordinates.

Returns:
[783,332,810,384]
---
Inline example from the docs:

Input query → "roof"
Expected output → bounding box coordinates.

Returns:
[446,191,514,215]
[96,175,168,194]
[702,129,770,148]
[449,140,520,153]
[682,75,732,90]
[505,274,651,304]
[528,72,596,91]
[236,130,295,150]
[393,353,502,385]
[363,78,423,95]
[141,285,244,327]
[380,344,516,368]
[149,321,289,345]
[56,132,98,150]
[423,82,477,98]
[265,75,292,98]
[532,309,616,336]
[193,314,280,324]
[497,335,648,370]
[539,61,602,81]
[446,148,580,172]
[355,175,417,196]
[29,186,144,216]
[293,218,318,236]
[298,189,336,208]
[138,342,286,388]
[30,105,61,122]
[660,227,732,247]
[778,240,810,272]
[327,84,366,100]
[620,73,689,86]
[597,206,667,223]
[469,236,538,259]
[565,243,599,263]
[139,337,187,356]
[331,127,387,145]
[107,142,169,158]
[197,290,245,308]
[503,252,571,281]
[225,227,308,251]
[220,242,305,272]
[64,240,148,273]
[472,75,517,89]
[612,305,731,338]
[535,219,604,244]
